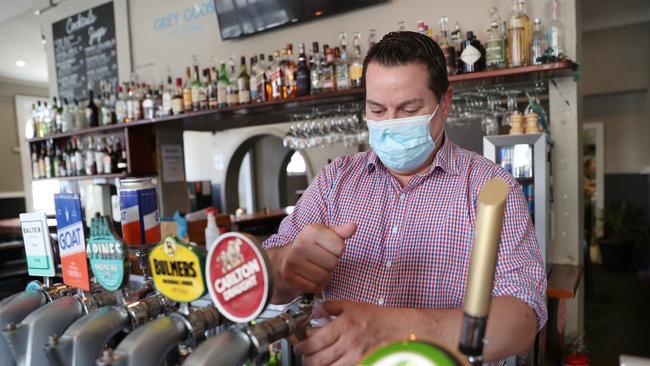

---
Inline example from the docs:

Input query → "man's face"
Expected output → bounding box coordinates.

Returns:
[365,61,452,143]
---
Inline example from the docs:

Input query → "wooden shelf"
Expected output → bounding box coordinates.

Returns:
[27,124,127,142]
[449,60,576,84]
[33,172,127,182]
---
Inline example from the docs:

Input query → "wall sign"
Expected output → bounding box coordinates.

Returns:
[19,212,56,277]
[55,193,91,291]
[206,232,272,323]
[86,214,128,291]
[52,1,118,101]
[150,235,205,302]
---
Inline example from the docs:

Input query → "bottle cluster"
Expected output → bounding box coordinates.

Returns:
[418,0,563,74]
[31,135,127,179]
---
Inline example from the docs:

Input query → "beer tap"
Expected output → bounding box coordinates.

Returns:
[104,305,222,366]
[0,282,74,366]
[44,293,171,366]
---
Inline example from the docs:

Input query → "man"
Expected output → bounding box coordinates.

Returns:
[263,31,546,365]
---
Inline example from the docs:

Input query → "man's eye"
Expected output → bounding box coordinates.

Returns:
[370,110,384,114]
[403,109,418,114]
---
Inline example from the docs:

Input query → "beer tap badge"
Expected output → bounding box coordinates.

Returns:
[149,235,206,302]
[87,214,128,291]
[206,232,272,323]
[54,193,91,291]
[19,211,56,277]
[360,340,463,366]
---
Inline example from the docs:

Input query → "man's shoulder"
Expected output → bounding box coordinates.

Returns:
[323,151,373,176]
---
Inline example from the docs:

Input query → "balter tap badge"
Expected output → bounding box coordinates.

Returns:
[149,235,206,302]
[86,214,128,292]
[207,232,272,323]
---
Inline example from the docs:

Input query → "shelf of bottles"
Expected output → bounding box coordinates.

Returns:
[26,0,574,181]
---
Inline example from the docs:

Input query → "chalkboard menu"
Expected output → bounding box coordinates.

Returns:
[52,1,118,101]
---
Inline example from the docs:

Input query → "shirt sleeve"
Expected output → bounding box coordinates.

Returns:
[262,161,335,250]
[490,173,548,331]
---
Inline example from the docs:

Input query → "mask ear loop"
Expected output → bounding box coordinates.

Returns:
[430,102,445,148]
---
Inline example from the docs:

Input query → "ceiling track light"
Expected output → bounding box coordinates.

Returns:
[34,0,64,16]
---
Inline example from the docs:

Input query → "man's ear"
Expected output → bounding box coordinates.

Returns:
[440,87,454,120]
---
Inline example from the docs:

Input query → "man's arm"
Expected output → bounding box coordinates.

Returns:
[296,296,538,365]
[267,246,298,304]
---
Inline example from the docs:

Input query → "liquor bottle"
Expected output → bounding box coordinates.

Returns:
[310,42,323,94]
[116,137,127,172]
[227,57,239,106]
[57,145,66,177]
[74,99,86,129]
[197,69,208,110]
[93,137,103,175]
[531,18,545,65]
[73,138,83,176]
[322,45,336,92]
[437,17,456,75]
[249,56,259,102]
[115,85,126,123]
[31,147,40,179]
[486,8,507,69]
[547,0,563,58]
[368,28,378,49]
[255,54,267,102]
[86,88,99,127]
[238,56,251,104]
[41,102,51,136]
[52,145,60,177]
[38,143,46,178]
[101,88,114,125]
[162,76,173,116]
[183,66,193,112]
[135,83,144,120]
[101,138,112,174]
[264,55,273,100]
[451,22,464,73]
[507,0,532,67]
[65,140,73,176]
[34,102,43,138]
[44,141,53,178]
[52,97,62,133]
[349,34,363,88]
[172,78,185,114]
[191,58,202,111]
[217,61,229,108]
[208,61,219,109]
[296,43,311,96]
[271,51,284,100]
[60,98,71,133]
[335,33,351,90]
[460,31,486,73]
[142,88,154,119]
[284,44,298,98]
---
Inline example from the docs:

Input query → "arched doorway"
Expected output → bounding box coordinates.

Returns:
[225,134,308,214]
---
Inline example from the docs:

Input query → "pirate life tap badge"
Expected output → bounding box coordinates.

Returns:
[149,235,206,303]
[206,232,273,323]
[360,339,467,366]
[86,214,129,292]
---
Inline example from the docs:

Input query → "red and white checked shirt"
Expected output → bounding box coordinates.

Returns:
[264,135,547,346]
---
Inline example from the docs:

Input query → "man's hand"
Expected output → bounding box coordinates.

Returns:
[295,301,388,366]
[280,223,357,293]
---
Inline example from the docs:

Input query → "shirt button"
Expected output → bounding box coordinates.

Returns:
[377,298,384,305]
[391,226,398,234]
[385,260,392,268]
[399,193,407,201]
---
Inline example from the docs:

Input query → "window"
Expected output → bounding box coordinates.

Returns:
[286,151,306,175]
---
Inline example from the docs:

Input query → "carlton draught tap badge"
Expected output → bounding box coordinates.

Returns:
[207,232,272,323]
[149,235,206,302]
[86,214,128,291]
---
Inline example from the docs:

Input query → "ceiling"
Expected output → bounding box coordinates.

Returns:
[0,0,49,84]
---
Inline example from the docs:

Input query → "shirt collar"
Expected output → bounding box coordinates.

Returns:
[365,132,461,176]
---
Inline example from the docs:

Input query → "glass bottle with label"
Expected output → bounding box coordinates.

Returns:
[191,58,202,111]
[256,54,268,102]
[183,66,193,112]
[310,43,323,94]
[349,33,363,88]
[162,76,173,116]
[115,85,125,123]
[368,28,377,50]
[227,57,239,106]
[218,61,228,108]
[486,7,507,69]
[86,88,99,127]
[142,88,154,119]
[296,43,310,96]
[271,51,284,100]
[265,54,274,100]
[437,16,456,75]
[507,0,532,67]
[336,33,351,90]
[209,60,219,109]
[101,88,114,125]
[460,31,486,73]
[322,45,336,92]
[450,22,464,73]
[60,98,71,133]
[249,56,258,102]
[531,18,545,65]
[199,69,209,110]
[284,44,298,98]
[547,0,563,58]
[172,78,185,114]
[238,56,251,104]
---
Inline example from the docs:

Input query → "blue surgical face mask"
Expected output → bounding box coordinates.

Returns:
[367,104,442,174]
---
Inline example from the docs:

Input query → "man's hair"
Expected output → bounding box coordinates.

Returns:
[362,31,449,101]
